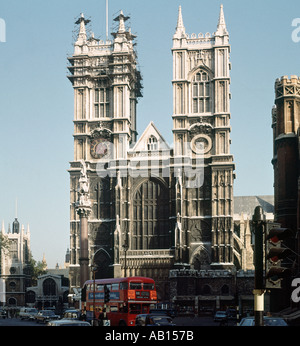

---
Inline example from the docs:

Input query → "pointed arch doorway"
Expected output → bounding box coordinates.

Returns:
[92,248,112,279]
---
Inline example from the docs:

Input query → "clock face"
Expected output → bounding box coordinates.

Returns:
[191,134,212,154]
[96,142,108,156]
[90,138,111,159]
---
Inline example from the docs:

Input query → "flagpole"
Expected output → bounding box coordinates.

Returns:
[106,0,108,41]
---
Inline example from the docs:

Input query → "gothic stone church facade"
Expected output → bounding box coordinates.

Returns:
[68,6,236,301]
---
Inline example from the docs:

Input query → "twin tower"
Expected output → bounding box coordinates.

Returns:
[67,5,235,299]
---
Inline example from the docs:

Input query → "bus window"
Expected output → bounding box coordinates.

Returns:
[111,283,119,291]
[120,305,128,313]
[129,304,141,314]
[97,284,104,291]
[120,282,128,290]
[143,283,154,290]
[142,304,149,313]
[130,282,142,290]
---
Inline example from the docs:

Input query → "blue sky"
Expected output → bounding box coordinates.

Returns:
[0,0,299,268]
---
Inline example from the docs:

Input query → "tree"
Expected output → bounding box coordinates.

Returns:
[0,233,10,253]
[0,233,11,275]
[25,253,47,285]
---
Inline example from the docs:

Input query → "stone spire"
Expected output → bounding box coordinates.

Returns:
[42,253,47,269]
[174,5,186,39]
[215,4,228,36]
[118,10,126,33]
[113,10,129,34]
[75,13,90,45]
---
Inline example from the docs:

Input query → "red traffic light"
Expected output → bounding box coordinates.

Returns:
[267,248,292,263]
[267,228,293,244]
[266,267,291,284]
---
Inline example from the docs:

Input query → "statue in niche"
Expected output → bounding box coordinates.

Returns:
[192,249,210,270]
[190,220,202,242]
[76,160,92,208]
[114,215,120,264]
[190,220,210,242]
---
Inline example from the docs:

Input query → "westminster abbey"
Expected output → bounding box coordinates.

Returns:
[67,6,242,301]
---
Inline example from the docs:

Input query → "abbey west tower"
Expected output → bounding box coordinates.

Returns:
[172,5,235,271]
[67,6,235,300]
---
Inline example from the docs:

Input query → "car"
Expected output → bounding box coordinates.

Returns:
[62,309,81,320]
[239,316,288,326]
[135,314,176,326]
[19,307,38,320]
[226,308,237,320]
[35,310,60,324]
[214,311,228,322]
[149,309,177,318]
[47,319,91,326]
[0,308,7,319]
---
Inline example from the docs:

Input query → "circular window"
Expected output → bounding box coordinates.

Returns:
[9,281,16,290]
[191,134,212,154]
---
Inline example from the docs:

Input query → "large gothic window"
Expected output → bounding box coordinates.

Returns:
[43,278,56,296]
[94,88,110,118]
[192,70,211,113]
[132,180,170,250]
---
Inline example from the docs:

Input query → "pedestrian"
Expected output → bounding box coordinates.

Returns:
[98,309,104,326]
[80,309,86,321]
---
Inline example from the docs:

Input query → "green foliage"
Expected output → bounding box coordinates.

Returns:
[25,253,47,284]
[0,233,10,253]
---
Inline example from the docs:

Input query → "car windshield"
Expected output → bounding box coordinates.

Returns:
[264,318,287,326]
[150,316,172,324]
[44,311,55,315]
[240,318,254,326]
[240,317,287,326]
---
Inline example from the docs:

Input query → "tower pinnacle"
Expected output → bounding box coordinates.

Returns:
[75,13,90,44]
[174,5,186,39]
[215,4,228,36]
[114,10,129,34]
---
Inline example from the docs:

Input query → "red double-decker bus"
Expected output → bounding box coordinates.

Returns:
[82,277,157,326]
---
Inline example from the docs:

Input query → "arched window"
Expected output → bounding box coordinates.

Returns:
[93,249,111,280]
[9,281,16,291]
[192,70,211,113]
[43,278,56,296]
[26,290,36,304]
[221,284,230,295]
[147,136,158,151]
[132,179,170,250]
[203,284,211,295]
[8,297,17,306]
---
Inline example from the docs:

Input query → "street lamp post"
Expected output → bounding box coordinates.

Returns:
[91,264,98,326]
[123,240,129,277]
[252,206,266,327]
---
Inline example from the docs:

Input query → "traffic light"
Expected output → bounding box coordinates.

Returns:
[265,224,293,289]
[104,285,110,303]
[81,285,87,302]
